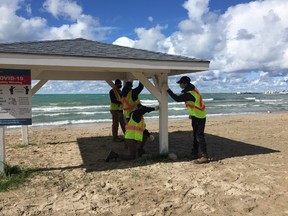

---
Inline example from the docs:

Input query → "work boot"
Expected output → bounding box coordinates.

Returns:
[105,151,119,162]
[194,154,209,164]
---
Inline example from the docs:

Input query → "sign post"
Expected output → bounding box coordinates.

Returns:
[0,68,32,173]
[0,126,5,173]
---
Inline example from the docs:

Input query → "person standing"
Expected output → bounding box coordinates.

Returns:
[166,76,209,164]
[121,81,144,122]
[109,79,126,142]
[105,104,158,162]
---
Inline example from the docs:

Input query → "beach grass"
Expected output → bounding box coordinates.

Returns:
[0,163,32,191]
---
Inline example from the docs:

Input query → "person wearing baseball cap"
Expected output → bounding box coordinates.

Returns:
[109,79,126,142]
[176,76,191,84]
[166,76,209,164]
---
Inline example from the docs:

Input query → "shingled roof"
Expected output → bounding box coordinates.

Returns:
[0,38,208,63]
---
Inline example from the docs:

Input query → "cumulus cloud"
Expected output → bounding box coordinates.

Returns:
[113,37,135,47]
[0,0,47,42]
[114,0,288,73]
[42,0,115,40]
[43,14,110,41]
[0,0,287,92]
[114,25,169,53]
[43,0,82,20]
[113,0,288,92]
[0,0,113,42]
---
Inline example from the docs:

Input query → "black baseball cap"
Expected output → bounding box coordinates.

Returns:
[115,79,121,85]
[176,76,191,84]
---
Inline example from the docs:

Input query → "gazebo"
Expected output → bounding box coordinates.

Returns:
[0,38,210,170]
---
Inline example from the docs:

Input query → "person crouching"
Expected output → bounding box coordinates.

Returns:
[105,104,159,162]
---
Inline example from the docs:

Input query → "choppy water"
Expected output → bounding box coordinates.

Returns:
[30,93,288,127]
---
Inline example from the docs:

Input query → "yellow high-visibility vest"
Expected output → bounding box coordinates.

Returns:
[110,87,123,111]
[122,91,140,118]
[185,88,206,119]
[125,113,145,142]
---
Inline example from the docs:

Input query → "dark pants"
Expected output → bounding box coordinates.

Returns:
[119,130,149,160]
[110,110,126,139]
[191,116,208,156]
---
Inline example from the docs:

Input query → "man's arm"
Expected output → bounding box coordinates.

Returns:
[109,89,121,104]
[132,106,156,123]
[132,82,144,101]
[167,89,195,102]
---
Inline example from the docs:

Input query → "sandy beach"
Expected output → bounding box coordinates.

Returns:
[1,112,288,215]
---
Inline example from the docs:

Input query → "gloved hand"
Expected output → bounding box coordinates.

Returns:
[154,105,159,111]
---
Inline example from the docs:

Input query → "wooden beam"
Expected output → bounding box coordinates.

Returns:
[31,80,48,96]
[132,71,169,154]
[131,72,162,101]
[152,75,160,89]
[105,80,114,88]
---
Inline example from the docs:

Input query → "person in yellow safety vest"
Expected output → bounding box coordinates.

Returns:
[109,79,126,142]
[121,81,144,122]
[166,76,209,164]
[105,104,159,162]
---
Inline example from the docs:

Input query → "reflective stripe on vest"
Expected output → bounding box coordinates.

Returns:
[125,114,145,142]
[185,89,206,118]
[110,87,123,111]
[122,91,140,118]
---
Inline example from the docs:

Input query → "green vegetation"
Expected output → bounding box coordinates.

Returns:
[0,163,32,191]
[13,144,29,149]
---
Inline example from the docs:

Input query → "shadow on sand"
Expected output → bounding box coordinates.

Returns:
[72,130,279,172]
[32,130,279,173]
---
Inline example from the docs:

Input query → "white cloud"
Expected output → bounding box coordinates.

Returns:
[182,0,209,21]
[113,37,135,47]
[44,14,108,41]
[114,25,168,53]
[0,0,47,42]
[148,16,153,22]
[216,0,288,72]
[133,25,168,51]
[114,0,288,92]
[43,0,82,20]
[42,0,112,40]
[0,0,114,42]
[0,0,287,93]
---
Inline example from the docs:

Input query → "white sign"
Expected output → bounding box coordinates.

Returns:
[0,69,32,126]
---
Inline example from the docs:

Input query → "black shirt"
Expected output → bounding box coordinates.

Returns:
[122,82,144,101]
[130,105,155,123]
[167,83,196,102]
[109,88,122,105]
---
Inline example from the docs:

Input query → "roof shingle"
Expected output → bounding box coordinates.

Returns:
[0,38,209,63]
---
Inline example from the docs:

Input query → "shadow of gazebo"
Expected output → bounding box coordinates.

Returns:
[75,130,279,172]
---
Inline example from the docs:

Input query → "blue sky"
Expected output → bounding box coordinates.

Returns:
[0,0,288,93]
